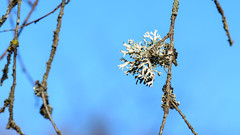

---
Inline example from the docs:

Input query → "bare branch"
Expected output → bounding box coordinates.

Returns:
[41,91,61,135]
[0,0,19,28]
[1,51,12,85]
[171,100,198,135]
[159,112,168,135]
[159,0,179,134]
[0,0,70,33]
[0,49,8,61]
[18,0,39,36]
[1,1,25,134]
[36,0,70,134]
[213,0,233,46]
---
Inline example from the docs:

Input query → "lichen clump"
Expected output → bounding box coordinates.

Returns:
[118,30,176,87]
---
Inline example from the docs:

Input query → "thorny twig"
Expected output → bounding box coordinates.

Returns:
[158,0,197,135]
[213,0,233,46]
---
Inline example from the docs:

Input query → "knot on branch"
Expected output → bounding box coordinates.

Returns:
[6,120,25,135]
[33,80,48,97]
[40,104,53,119]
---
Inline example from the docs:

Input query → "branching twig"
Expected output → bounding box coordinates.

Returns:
[159,0,179,134]
[35,0,69,134]
[1,0,38,86]
[0,0,70,33]
[171,100,198,135]
[1,51,12,85]
[1,0,69,134]
[1,0,25,134]
[0,0,38,61]
[159,0,197,134]
[7,46,24,135]
[213,0,233,46]
[18,0,39,36]
[16,0,39,86]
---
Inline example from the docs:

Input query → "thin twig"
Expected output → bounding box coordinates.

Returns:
[213,0,233,46]
[41,91,61,135]
[41,0,69,85]
[0,49,8,61]
[38,0,69,134]
[0,0,19,28]
[159,0,179,134]
[18,0,39,36]
[0,99,10,113]
[24,0,34,7]
[15,0,39,86]
[171,100,198,135]
[0,0,39,62]
[7,46,24,135]
[18,52,35,85]
[0,0,70,33]
[0,51,12,85]
[5,1,25,134]
[158,1,198,134]
[159,112,168,135]
[8,0,16,32]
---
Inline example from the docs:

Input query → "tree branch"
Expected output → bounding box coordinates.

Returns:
[36,0,69,134]
[171,100,198,135]
[159,0,179,134]
[213,0,233,46]
[0,0,19,28]
[5,1,25,134]
[0,0,70,33]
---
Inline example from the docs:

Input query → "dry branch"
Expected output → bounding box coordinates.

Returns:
[0,0,70,33]
[213,0,233,46]
[171,100,198,135]
[0,0,19,28]
[159,0,197,134]
[34,0,69,134]
[0,0,25,134]
[18,0,39,35]
[159,0,179,134]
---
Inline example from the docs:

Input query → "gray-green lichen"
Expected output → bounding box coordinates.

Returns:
[118,30,174,87]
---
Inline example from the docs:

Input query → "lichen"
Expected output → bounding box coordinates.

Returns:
[118,30,177,87]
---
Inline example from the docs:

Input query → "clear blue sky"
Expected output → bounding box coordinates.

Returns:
[0,0,240,135]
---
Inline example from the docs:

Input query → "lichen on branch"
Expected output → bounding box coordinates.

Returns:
[118,30,177,87]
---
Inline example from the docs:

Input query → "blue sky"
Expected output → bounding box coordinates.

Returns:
[0,0,240,135]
